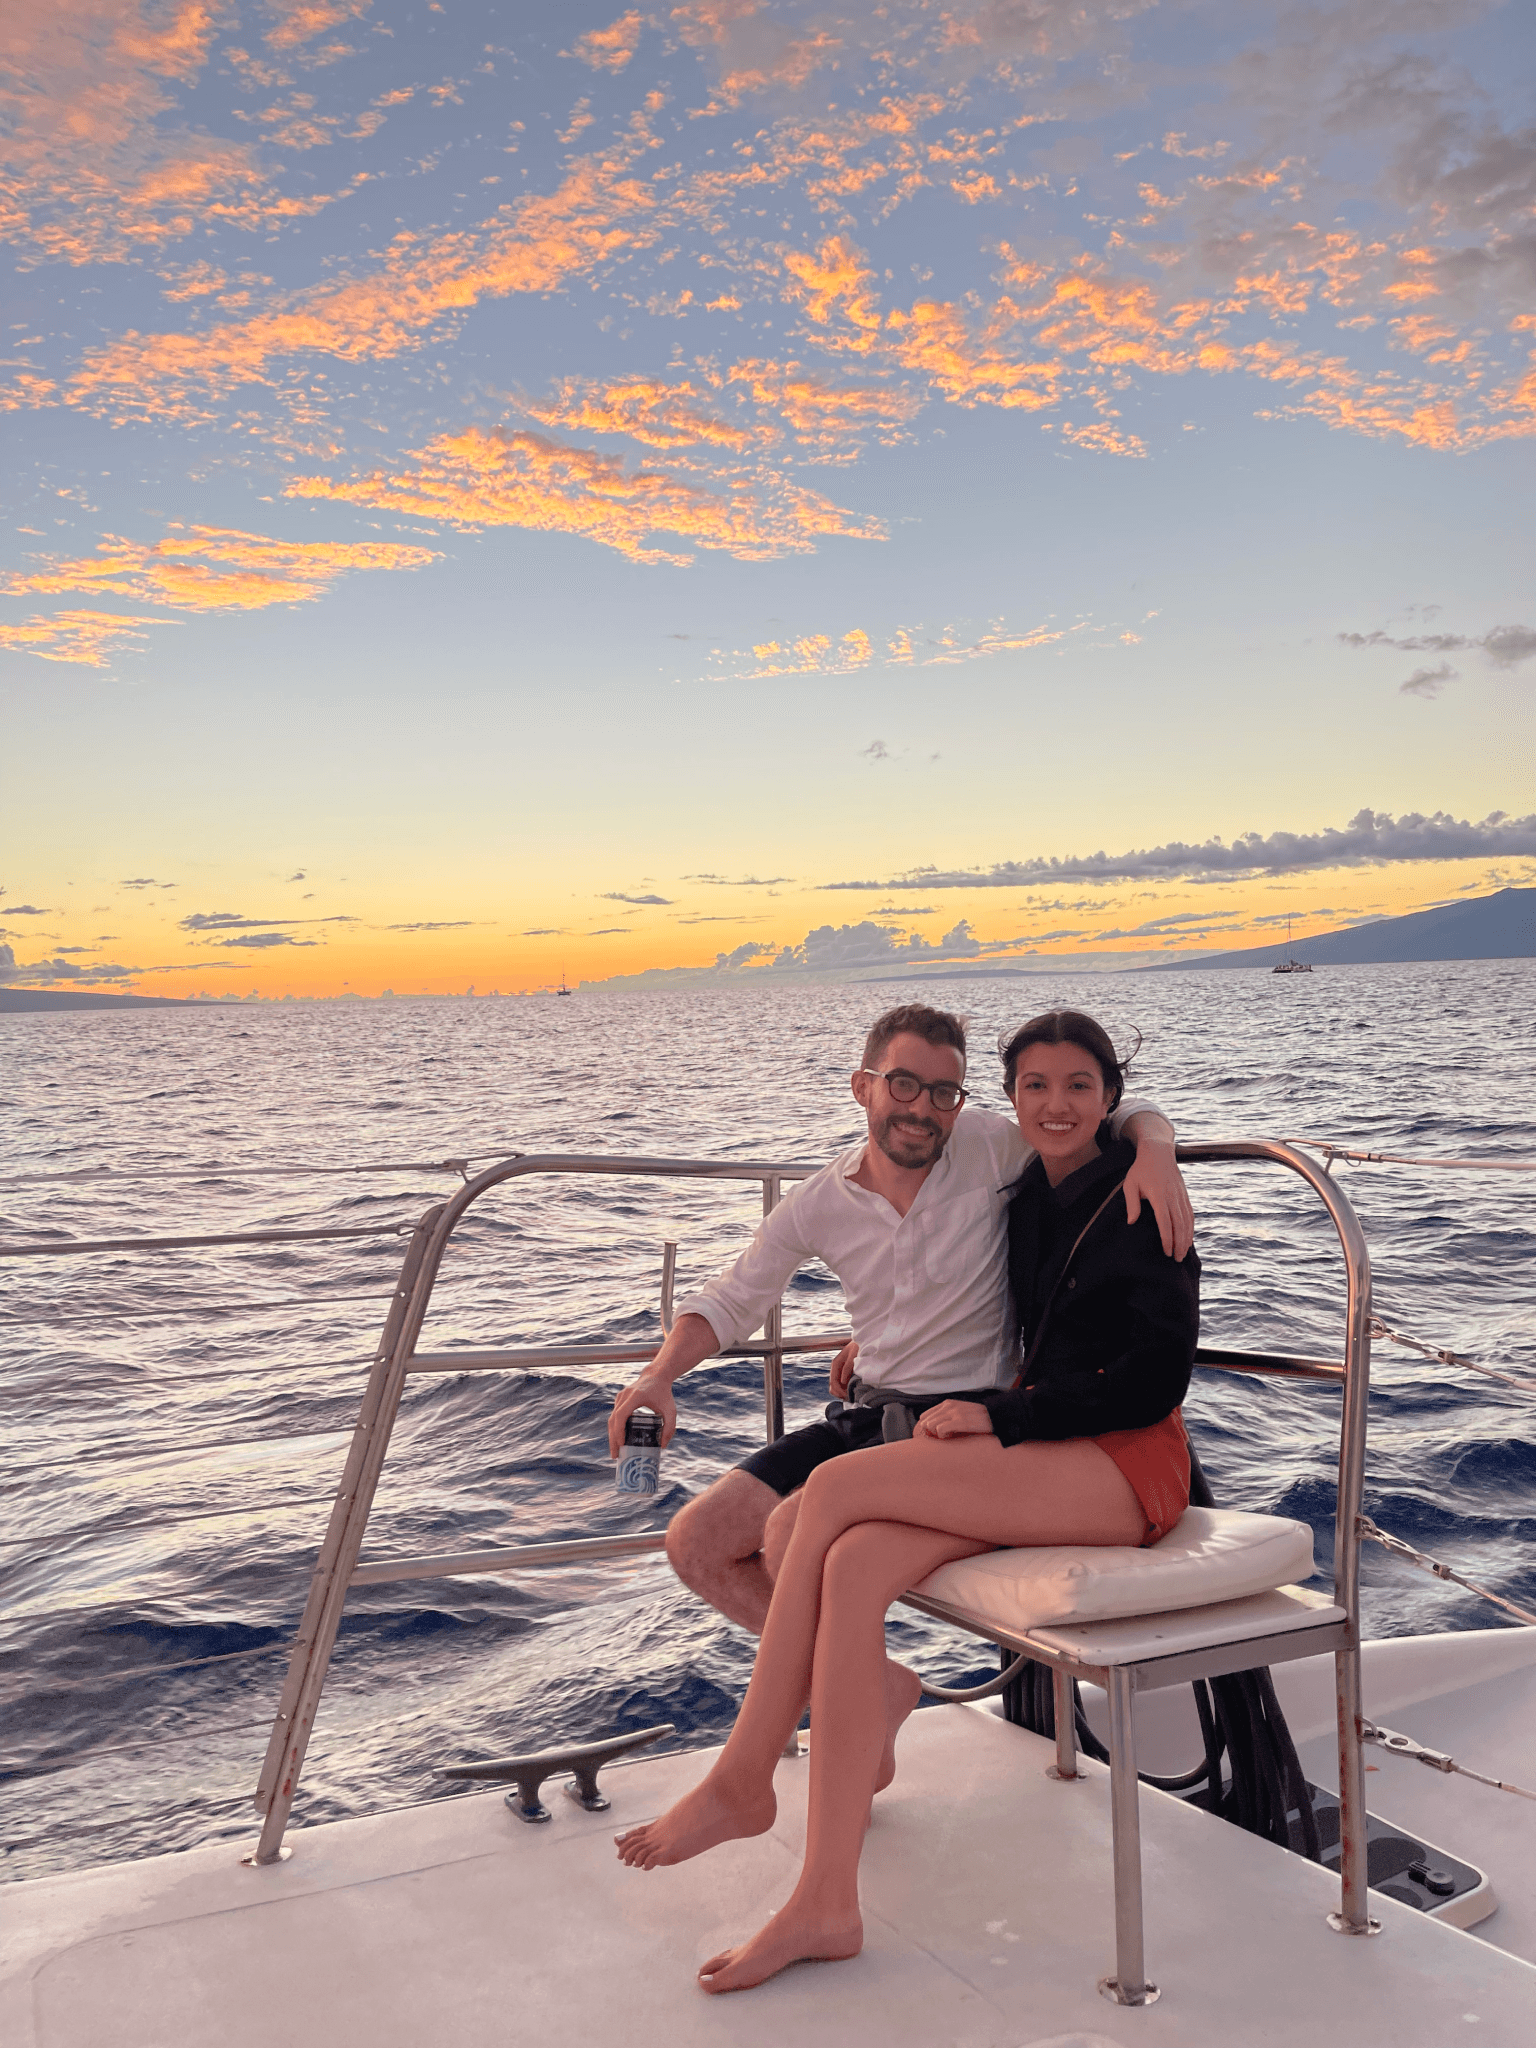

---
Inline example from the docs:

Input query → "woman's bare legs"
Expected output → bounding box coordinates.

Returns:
[615,1435,1143,1877]
[763,1489,920,1793]
[697,1517,986,1991]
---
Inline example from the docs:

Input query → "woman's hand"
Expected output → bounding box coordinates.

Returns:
[914,1399,995,1440]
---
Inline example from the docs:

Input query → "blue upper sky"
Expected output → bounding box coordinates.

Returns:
[2,1,1532,995]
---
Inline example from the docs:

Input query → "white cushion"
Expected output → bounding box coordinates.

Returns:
[910,1507,1315,1633]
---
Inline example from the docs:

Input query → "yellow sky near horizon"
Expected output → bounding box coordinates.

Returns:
[3,3,1533,997]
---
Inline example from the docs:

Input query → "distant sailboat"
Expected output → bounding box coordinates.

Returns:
[1272,915,1313,974]
[556,966,573,997]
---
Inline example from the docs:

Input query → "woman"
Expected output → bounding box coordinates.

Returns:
[615,1009,1200,1994]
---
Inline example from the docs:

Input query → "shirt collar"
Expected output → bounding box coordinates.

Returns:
[1047,1127,1131,1209]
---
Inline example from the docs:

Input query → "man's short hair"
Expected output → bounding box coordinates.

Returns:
[861,1003,967,1075]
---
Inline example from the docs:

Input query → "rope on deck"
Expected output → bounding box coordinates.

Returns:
[1357,1515,1536,1628]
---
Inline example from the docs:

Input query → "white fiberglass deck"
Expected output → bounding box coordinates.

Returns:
[6,1690,1532,2048]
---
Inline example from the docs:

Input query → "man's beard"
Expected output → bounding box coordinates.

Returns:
[872,1109,948,1169]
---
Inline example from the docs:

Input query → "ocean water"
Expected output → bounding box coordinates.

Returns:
[2,961,1534,1883]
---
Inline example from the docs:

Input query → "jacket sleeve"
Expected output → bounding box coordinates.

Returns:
[981,1235,1198,1446]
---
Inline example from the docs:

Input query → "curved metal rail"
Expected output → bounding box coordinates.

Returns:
[246,1141,1373,1941]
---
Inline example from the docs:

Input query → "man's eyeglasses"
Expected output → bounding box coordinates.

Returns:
[861,1068,967,1113]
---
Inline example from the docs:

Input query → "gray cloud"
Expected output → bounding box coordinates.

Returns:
[875,905,936,914]
[218,932,320,949]
[0,944,134,986]
[715,940,778,968]
[384,921,478,932]
[601,892,674,905]
[823,808,1536,890]
[120,877,176,890]
[287,871,307,882]
[773,918,988,972]
[180,910,358,931]
[1094,909,1248,939]
[588,927,629,936]
[2,903,54,915]
[1338,623,1536,669]
[684,873,795,886]
[861,739,892,762]
[1401,663,1456,697]
[521,926,566,935]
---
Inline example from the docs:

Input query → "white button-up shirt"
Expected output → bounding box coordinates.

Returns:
[675,1098,1155,1395]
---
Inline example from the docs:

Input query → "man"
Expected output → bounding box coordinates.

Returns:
[608,1003,1192,1656]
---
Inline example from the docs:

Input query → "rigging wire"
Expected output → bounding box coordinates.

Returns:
[0,1640,290,1700]
[1362,1720,1536,1802]
[0,1151,522,1191]
[0,1269,491,1331]
[2,1422,357,1480]
[0,1492,340,1554]
[1290,1140,1536,1173]
[1357,1514,1536,1628]
[0,1221,423,1259]
[1369,1314,1536,1396]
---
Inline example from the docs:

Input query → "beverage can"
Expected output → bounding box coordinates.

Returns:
[616,1409,663,1495]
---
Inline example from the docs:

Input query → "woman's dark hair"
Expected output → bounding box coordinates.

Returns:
[997,1008,1140,1111]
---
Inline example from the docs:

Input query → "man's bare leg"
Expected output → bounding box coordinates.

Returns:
[765,1489,920,1793]
[664,1470,779,1632]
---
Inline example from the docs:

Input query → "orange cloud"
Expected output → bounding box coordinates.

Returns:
[0,609,173,668]
[720,616,1073,679]
[567,12,644,73]
[725,358,920,451]
[288,426,883,565]
[1055,420,1147,457]
[6,528,439,611]
[778,232,1534,453]
[672,1,840,110]
[0,2,329,266]
[786,238,1066,412]
[525,376,756,451]
[66,140,664,422]
[264,1,368,53]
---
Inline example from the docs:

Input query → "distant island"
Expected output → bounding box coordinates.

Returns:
[1142,886,1534,971]
[0,990,229,1014]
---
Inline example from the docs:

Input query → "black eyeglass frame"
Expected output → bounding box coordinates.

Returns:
[860,1067,968,1112]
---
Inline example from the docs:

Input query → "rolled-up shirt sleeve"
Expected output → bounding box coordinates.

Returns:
[673,1190,821,1352]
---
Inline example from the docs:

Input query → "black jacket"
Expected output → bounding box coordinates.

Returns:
[981,1131,1199,1447]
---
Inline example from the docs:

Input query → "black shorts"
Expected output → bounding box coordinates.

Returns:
[735,1405,888,1496]
[735,1392,992,1497]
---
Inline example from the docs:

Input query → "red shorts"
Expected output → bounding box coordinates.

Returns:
[1090,1409,1190,1546]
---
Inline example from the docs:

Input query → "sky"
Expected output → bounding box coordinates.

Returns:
[2,0,1533,997]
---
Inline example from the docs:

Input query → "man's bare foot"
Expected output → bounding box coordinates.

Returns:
[698,1897,863,1993]
[615,1771,776,1870]
[875,1661,923,1794]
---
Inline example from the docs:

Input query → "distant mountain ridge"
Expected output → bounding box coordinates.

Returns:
[0,990,225,1014]
[1145,887,1534,971]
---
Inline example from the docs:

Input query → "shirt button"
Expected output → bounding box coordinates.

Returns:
[1067,1278,1076,1289]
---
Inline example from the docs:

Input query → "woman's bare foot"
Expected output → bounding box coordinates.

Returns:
[615,1771,776,1870]
[698,1896,863,1993]
[875,1661,923,1794]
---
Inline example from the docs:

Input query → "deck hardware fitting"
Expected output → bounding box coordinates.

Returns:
[1099,1975,1160,2006]
[439,1722,675,1824]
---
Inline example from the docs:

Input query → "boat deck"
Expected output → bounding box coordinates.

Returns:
[6,1699,1531,2048]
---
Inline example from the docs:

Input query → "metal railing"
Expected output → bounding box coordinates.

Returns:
[244,1139,1374,1941]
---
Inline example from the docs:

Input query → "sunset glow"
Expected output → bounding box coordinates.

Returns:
[3,2,1532,996]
